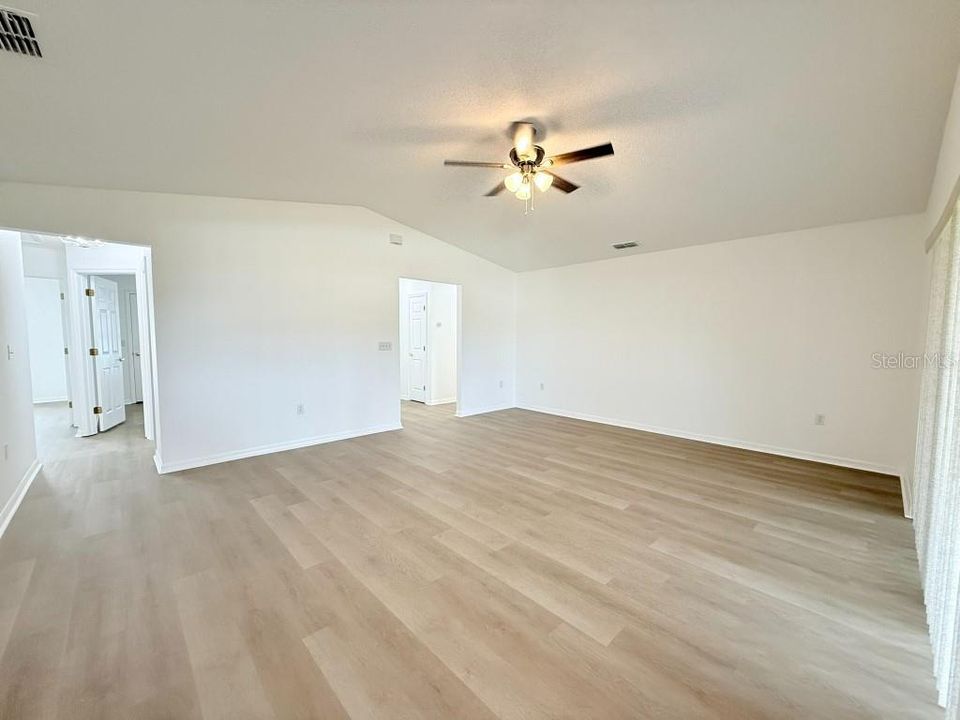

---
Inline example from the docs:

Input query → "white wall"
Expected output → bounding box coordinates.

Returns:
[22,243,67,281]
[399,278,458,405]
[517,214,928,478]
[0,230,39,536]
[0,183,516,472]
[429,282,458,404]
[24,277,68,403]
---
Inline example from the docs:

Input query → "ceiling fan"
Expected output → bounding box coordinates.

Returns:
[444,122,614,212]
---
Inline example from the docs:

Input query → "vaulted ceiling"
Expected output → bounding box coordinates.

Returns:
[2,1,959,270]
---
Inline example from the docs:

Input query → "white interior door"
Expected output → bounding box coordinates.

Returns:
[125,290,143,403]
[91,276,126,431]
[407,292,428,402]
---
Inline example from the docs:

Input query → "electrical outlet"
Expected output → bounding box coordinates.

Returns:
[296,403,305,416]
[499,380,503,388]
[378,341,392,351]
[814,413,826,426]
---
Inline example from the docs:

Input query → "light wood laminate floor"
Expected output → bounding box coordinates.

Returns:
[0,401,939,719]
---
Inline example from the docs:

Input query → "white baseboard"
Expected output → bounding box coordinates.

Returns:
[900,473,914,519]
[517,404,901,478]
[427,397,456,406]
[456,404,515,418]
[154,422,403,474]
[0,458,41,539]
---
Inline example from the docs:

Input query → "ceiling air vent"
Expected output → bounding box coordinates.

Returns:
[611,241,639,250]
[0,8,41,57]
[389,233,403,246]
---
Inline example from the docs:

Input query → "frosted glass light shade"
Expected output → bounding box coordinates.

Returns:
[534,172,553,192]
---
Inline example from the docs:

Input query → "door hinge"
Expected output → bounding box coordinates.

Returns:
[92,406,103,415]
[68,401,73,409]
[59,292,65,300]
[85,288,95,297]
[89,347,99,356]
[64,347,69,355]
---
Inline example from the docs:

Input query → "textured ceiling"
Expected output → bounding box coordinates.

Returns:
[2,0,959,270]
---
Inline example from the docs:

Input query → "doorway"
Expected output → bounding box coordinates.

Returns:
[18,231,160,458]
[398,278,459,412]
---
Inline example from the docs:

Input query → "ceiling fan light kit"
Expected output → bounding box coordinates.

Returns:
[444,121,615,214]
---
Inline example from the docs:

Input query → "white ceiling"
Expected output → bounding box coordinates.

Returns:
[2,1,959,271]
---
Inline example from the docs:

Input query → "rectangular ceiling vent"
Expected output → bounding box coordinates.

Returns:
[611,241,639,250]
[0,8,41,57]
[389,233,403,246]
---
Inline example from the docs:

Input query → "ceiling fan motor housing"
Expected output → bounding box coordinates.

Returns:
[509,145,546,169]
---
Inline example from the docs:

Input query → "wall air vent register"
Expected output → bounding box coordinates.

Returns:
[0,7,40,57]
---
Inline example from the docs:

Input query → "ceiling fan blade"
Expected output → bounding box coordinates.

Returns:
[485,182,506,196]
[546,142,614,167]
[444,160,510,168]
[546,172,580,193]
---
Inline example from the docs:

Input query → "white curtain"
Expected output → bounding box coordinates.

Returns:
[914,202,960,717]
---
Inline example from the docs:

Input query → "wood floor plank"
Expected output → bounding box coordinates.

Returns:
[0,401,940,719]
[249,494,332,569]
[172,569,276,720]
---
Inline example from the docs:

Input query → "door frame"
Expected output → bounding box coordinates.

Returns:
[66,261,159,447]
[396,277,462,421]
